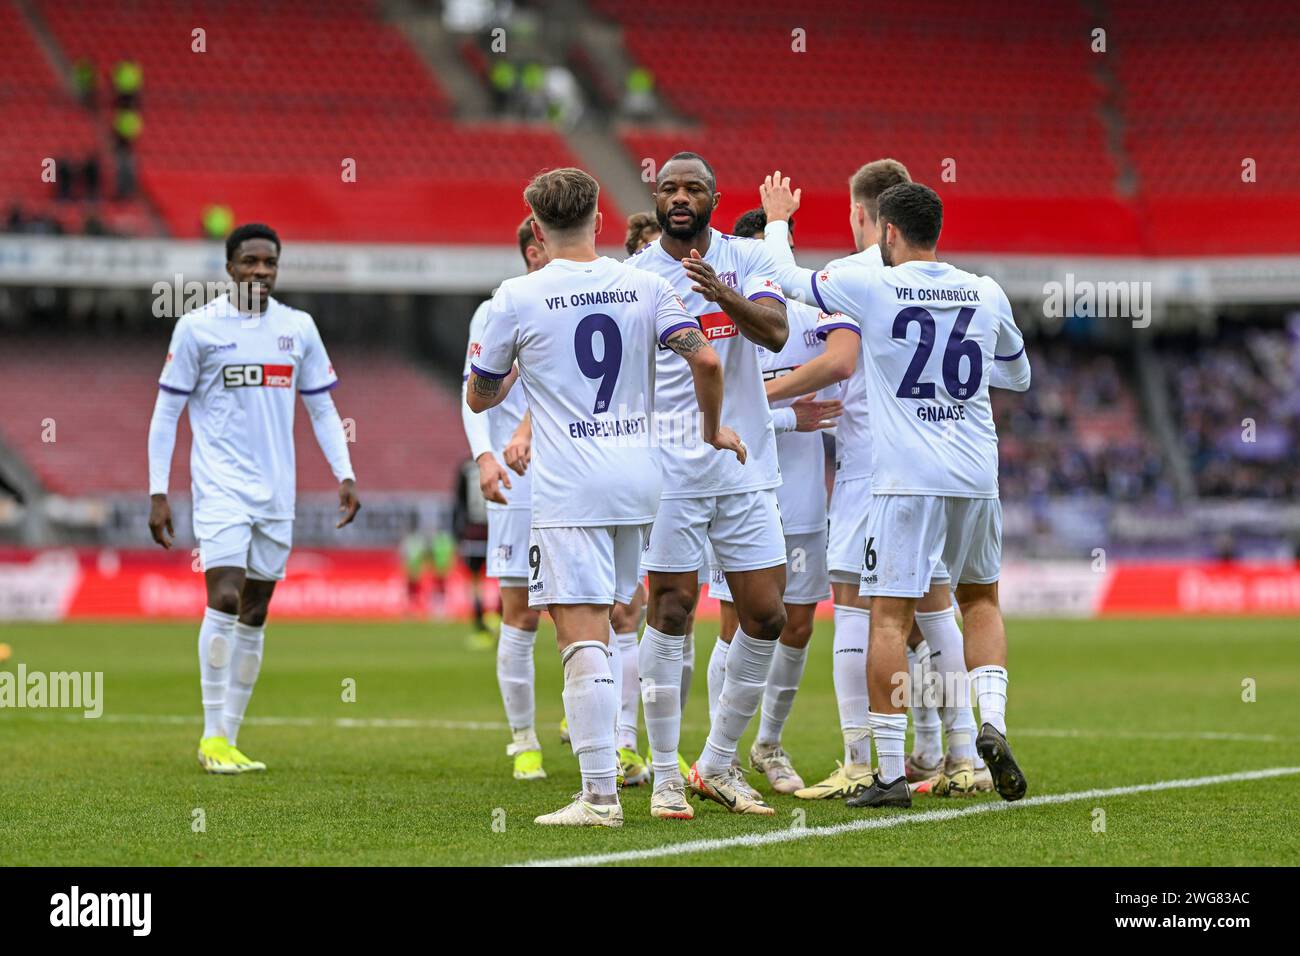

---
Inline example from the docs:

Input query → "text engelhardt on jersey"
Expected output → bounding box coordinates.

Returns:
[566,404,709,449]
[0,664,103,718]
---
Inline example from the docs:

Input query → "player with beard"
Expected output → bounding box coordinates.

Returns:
[626,152,790,817]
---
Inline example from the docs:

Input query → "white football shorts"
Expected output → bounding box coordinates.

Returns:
[194,512,293,582]
[528,523,650,608]
[828,477,950,588]
[487,507,530,587]
[642,490,785,575]
[710,527,829,605]
[858,495,1001,599]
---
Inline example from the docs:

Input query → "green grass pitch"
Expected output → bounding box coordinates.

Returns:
[1,617,1297,866]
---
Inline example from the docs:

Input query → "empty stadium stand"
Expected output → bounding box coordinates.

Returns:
[28,0,621,242]
[0,338,470,497]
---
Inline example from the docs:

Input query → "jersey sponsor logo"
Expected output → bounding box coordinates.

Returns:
[202,342,238,356]
[469,342,482,359]
[699,312,736,340]
[222,364,294,388]
[762,278,783,293]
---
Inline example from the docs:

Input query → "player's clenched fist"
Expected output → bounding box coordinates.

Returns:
[476,452,512,505]
[706,425,747,464]
[336,478,361,528]
[148,493,175,549]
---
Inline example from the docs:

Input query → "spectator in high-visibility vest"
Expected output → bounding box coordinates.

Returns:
[72,58,97,108]
[111,59,142,108]
[202,204,235,240]
[488,60,516,115]
[623,66,656,118]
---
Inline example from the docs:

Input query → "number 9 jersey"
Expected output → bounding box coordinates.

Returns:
[811,259,1029,500]
[471,256,698,529]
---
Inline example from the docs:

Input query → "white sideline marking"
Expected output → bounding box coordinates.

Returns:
[511,766,1300,868]
[15,712,510,731]
[8,714,1297,743]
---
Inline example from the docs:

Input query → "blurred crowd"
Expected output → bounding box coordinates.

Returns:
[994,342,1171,504]
[1164,323,1300,500]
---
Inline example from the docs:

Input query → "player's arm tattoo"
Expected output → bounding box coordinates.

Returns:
[667,329,709,356]
[471,374,504,398]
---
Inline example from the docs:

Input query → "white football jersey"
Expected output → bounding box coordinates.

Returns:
[158,295,338,519]
[756,300,830,534]
[785,244,883,483]
[625,228,784,499]
[812,259,1026,499]
[472,256,697,528]
[463,297,532,512]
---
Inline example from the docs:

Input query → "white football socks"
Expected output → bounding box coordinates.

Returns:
[607,625,622,737]
[496,624,538,736]
[756,641,808,746]
[705,635,729,724]
[907,641,943,762]
[699,629,775,774]
[916,608,977,761]
[680,630,695,711]
[870,711,908,782]
[616,629,640,751]
[561,641,619,800]
[832,604,872,767]
[198,607,236,739]
[970,664,1009,735]
[223,621,264,747]
[639,625,683,785]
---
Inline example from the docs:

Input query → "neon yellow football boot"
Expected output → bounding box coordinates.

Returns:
[197,736,241,775]
[226,743,267,773]
[508,732,546,780]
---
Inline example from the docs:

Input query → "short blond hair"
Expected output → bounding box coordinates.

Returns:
[848,159,911,222]
[523,167,600,233]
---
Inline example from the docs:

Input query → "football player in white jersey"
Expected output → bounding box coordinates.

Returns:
[625,152,792,817]
[760,164,993,799]
[147,224,360,774]
[705,208,843,794]
[461,217,550,782]
[467,168,740,827]
[809,182,1031,808]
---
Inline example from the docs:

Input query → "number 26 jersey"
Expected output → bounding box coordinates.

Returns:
[812,259,1027,499]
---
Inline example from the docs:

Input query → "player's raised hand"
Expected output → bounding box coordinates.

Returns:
[336,478,361,528]
[682,249,729,302]
[477,452,512,505]
[148,494,174,549]
[708,425,747,464]
[792,394,843,432]
[760,170,801,222]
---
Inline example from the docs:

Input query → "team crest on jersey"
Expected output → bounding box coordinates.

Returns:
[717,271,737,288]
[278,335,294,352]
[699,312,737,340]
[495,544,513,562]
